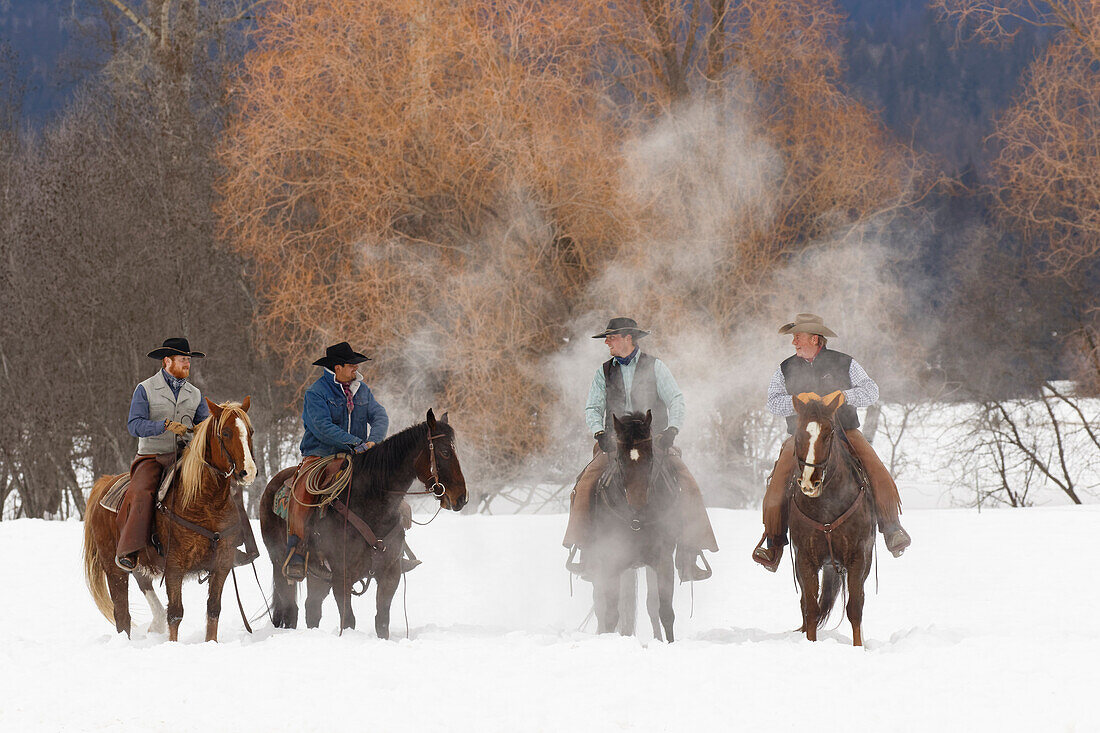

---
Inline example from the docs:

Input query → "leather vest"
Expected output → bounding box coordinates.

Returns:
[780,348,859,434]
[137,372,202,455]
[603,352,668,436]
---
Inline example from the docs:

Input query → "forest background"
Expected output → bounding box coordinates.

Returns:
[1,0,1097,519]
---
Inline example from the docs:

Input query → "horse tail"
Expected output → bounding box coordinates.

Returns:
[816,564,844,629]
[83,477,116,623]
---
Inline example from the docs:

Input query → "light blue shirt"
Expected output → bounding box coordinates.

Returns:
[584,353,685,435]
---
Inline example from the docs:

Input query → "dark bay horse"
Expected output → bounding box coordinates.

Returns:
[258,409,467,638]
[788,391,875,646]
[83,398,257,641]
[587,411,679,642]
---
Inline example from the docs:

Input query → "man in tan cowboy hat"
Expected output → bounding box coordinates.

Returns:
[563,317,719,582]
[751,313,911,571]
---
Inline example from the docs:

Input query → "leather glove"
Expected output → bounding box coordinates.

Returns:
[594,431,614,454]
[353,441,375,454]
[657,426,678,450]
[164,420,189,437]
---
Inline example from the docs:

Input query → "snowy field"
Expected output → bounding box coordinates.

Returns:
[1,506,1097,732]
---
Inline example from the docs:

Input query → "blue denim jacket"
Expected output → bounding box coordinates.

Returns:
[299,370,389,456]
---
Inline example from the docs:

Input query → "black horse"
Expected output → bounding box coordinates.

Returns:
[258,409,467,638]
[587,410,679,642]
[788,391,875,646]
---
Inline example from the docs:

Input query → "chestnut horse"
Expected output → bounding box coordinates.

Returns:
[83,398,256,641]
[258,409,467,638]
[587,411,678,642]
[788,391,875,646]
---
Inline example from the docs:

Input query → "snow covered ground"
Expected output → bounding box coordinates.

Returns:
[1,506,1096,732]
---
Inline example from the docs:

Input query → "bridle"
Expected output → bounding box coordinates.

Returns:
[203,410,249,482]
[398,431,453,499]
[794,427,833,493]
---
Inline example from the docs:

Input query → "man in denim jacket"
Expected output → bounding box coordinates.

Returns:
[283,342,389,582]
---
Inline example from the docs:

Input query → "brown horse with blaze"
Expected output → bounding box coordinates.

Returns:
[788,391,876,646]
[83,398,257,641]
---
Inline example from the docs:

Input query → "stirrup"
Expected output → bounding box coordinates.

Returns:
[115,553,137,573]
[677,549,713,583]
[884,527,911,558]
[565,545,586,577]
[282,548,308,584]
[234,548,260,567]
[751,533,782,573]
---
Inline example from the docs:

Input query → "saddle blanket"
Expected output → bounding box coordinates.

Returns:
[97,461,179,514]
[274,482,291,521]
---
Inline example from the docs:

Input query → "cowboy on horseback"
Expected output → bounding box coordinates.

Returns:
[751,313,912,572]
[283,341,393,582]
[116,337,240,571]
[563,317,719,582]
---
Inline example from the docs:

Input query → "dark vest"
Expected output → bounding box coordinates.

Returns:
[780,348,859,435]
[603,352,668,435]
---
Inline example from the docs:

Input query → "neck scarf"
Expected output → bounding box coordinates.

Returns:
[339,380,355,415]
[162,369,186,398]
[615,347,639,367]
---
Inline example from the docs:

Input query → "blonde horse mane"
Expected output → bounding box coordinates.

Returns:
[177,402,252,507]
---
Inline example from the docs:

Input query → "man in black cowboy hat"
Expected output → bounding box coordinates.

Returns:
[283,341,392,582]
[751,313,911,572]
[116,338,213,570]
[562,317,719,582]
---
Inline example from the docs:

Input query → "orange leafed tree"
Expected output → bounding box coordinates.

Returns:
[220,0,629,481]
[221,0,919,490]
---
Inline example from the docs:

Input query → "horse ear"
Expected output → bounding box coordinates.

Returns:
[440,411,449,425]
[823,390,846,412]
[426,409,437,429]
[240,395,251,413]
[206,397,222,417]
[644,410,652,427]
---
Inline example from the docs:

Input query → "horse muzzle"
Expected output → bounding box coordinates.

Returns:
[798,478,823,497]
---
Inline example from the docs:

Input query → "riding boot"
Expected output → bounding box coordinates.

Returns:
[282,535,307,583]
[844,429,911,557]
[283,459,316,582]
[116,453,171,562]
[753,439,794,571]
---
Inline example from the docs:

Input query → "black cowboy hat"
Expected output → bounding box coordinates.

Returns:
[591,317,649,339]
[312,341,371,369]
[147,337,205,359]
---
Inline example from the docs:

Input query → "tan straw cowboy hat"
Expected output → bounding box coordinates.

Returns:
[778,313,837,338]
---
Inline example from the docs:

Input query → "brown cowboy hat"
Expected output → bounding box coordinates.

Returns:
[778,313,837,338]
[147,337,205,359]
[591,317,650,339]
[312,341,371,369]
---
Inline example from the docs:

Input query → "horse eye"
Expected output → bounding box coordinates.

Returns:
[439,449,451,459]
